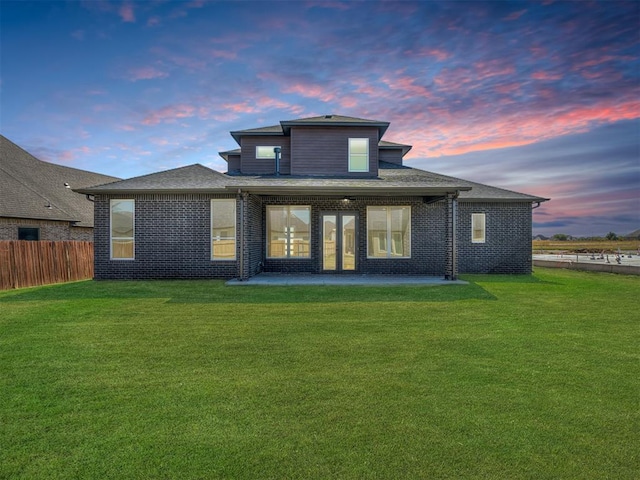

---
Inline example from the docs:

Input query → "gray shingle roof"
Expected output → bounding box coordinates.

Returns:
[0,135,120,227]
[230,114,391,145]
[379,163,548,202]
[75,164,235,194]
[75,161,546,203]
[378,140,412,156]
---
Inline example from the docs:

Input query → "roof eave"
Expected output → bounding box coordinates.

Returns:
[280,121,390,138]
[74,187,232,195]
[459,197,551,203]
[227,185,471,196]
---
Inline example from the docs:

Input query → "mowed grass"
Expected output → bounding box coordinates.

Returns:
[0,269,638,479]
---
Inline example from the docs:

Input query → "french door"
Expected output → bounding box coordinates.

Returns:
[322,212,357,272]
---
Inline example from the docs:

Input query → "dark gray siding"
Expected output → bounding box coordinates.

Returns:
[457,201,533,274]
[94,194,238,280]
[379,148,403,166]
[290,127,379,177]
[240,136,291,175]
[227,154,241,173]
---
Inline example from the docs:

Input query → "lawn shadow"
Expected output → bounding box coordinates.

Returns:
[0,278,497,304]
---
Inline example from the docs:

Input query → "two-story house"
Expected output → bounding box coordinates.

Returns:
[77,115,548,281]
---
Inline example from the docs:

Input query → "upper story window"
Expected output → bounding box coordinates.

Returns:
[472,213,486,243]
[348,138,369,172]
[110,199,134,259]
[256,146,281,159]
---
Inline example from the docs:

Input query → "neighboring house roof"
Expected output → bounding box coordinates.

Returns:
[76,161,547,203]
[0,135,120,227]
[230,114,390,144]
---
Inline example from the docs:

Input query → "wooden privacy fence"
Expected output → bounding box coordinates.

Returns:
[0,241,94,290]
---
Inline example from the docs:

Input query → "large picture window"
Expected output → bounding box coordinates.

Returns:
[267,206,311,258]
[211,199,236,260]
[110,199,134,259]
[472,213,486,243]
[367,206,411,258]
[348,138,369,172]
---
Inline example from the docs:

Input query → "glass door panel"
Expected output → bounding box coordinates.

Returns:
[323,215,337,271]
[342,215,356,271]
[322,212,357,272]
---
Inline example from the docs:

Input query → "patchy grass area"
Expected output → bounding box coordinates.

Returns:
[1,269,638,479]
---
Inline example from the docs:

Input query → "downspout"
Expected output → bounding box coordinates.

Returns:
[452,191,458,280]
[532,201,541,209]
[273,147,281,176]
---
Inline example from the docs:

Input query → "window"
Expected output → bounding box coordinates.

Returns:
[18,227,40,241]
[349,138,369,172]
[267,206,311,258]
[110,199,134,259]
[256,146,281,159]
[367,206,411,258]
[211,199,236,260]
[472,213,486,243]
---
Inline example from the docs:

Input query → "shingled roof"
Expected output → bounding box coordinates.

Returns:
[76,161,547,202]
[230,114,390,144]
[0,135,120,227]
[76,164,233,194]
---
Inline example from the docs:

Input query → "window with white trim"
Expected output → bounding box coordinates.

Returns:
[348,138,369,172]
[110,199,134,259]
[266,206,311,258]
[367,206,411,258]
[472,213,486,243]
[211,199,236,260]
[256,146,281,159]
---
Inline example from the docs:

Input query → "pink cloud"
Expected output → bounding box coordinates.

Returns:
[126,66,169,81]
[142,104,197,125]
[504,9,527,21]
[531,71,563,81]
[380,74,432,99]
[412,48,451,61]
[119,3,135,23]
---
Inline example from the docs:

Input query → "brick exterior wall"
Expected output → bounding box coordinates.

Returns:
[94,194,238,280]
[457,202,533,274]
[0,217,93,241]
[93,194,534,280]
[259,196,448,275]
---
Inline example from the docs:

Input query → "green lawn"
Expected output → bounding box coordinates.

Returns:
[1,268,638,479]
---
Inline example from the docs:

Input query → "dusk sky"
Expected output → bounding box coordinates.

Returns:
[1,0,638,237]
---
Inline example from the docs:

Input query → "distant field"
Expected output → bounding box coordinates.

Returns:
[533,239,639,253]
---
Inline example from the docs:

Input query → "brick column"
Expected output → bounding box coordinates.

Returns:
[445,192,459,280]
[239,192,249,281]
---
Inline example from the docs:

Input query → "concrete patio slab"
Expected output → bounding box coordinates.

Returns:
[226,274,468,286]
